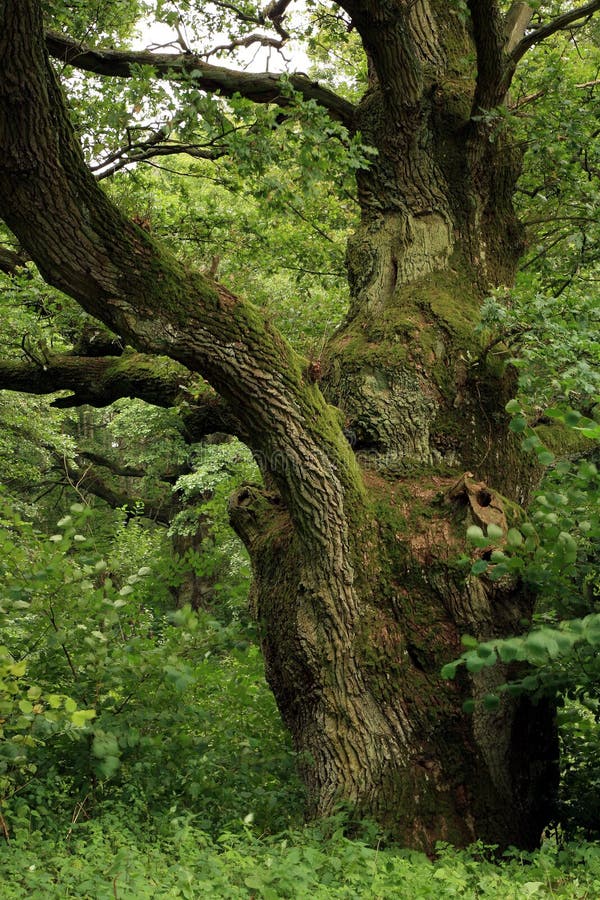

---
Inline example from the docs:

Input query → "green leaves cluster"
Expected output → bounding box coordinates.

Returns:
[4,814,600,897]
[443,614,600,695]
[0,497,297,839]
[0,646,94,822]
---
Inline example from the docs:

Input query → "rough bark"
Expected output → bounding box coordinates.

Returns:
[0,351,238,438]
[231,472,557,849]
[0,0,573,852]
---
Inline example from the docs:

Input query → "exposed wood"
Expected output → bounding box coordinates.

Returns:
[504,2,533,55]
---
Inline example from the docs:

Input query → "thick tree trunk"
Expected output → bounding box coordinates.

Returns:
[231,477,557,851]
[230,9,558,852]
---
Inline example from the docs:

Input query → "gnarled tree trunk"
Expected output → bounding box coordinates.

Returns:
[230,2,558,851]
[0,0,561,853]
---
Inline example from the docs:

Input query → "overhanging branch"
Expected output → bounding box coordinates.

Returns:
[512,0,600,63]
[94,140,225,180]
[0,351,239,440]
[59,457,176,523]
[45,31,356,127]
[1,0,367,571]
[77,449,191,485]
[0,352,191,407]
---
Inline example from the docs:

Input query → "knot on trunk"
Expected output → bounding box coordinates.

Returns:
[447,472,507,532]
[228,484,284,550]
[445,473,531,632]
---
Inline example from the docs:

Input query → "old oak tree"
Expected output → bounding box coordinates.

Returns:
[1,0,596,851]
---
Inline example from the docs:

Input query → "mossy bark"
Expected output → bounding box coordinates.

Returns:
[229,3,558,851]
[230,472,557,852]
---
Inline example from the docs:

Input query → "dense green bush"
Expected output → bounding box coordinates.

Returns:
[0,500,301,841]
[3,820,600,898]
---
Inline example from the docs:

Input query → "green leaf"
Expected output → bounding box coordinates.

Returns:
[482,694,500,711]
[564,410,582,426]
[8,660,26,677]
[441,661,459,679]
[497,639,523,662]
[466,525,484,543]
[465,655,486,673]
[506,528,523,547]
[71,709,96,727]
[486,523,504,541]
[509,416,527,433]
[97,755,120,777]
[536,450,555,466]
[461,634,478,648]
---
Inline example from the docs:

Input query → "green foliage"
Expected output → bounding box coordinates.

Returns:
[3,819,600,897]
[559,701,600,840]
[2,0,600,874]
[451,400,599,691]
[166,440,255,614]
[513,34,600,296]
[450,359,599,835]
[480,290,600,412]
[0,645,94,827]
[0,500,299,841]
[43,0,148,40]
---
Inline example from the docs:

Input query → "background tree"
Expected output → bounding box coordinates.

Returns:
[1,0,599,851]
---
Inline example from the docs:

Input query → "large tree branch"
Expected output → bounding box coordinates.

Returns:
[0,351,238,439]
[78,449,191,483]
[0,352,192,407]
[59,456,176,523]
[94,141,225,180]
[77,450,149,479]
[468,0,507,111]
[336,0,423,106]
[45,31,356,127]
[0,0,366,576]
[512,0,600,63]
